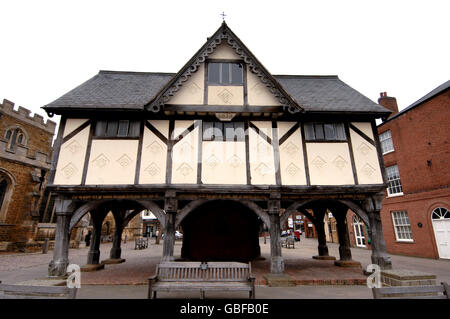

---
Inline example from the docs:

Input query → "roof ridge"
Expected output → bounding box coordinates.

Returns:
[99,70,176,76]
[274,75,339,79]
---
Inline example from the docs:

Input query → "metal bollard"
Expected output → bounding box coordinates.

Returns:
[42,238,49,254]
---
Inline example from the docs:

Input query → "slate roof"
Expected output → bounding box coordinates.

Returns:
[44,70,390,115]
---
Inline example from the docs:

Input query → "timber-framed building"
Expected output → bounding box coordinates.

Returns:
[43,22,393,276]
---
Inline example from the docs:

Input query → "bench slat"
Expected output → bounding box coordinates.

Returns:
[0,284,72,294]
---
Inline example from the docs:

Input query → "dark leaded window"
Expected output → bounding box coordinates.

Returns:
[208,62,243,85]
[304,123,346,141]
[95,120,140,137]
[203,122,245,141]
[5,128,26,149]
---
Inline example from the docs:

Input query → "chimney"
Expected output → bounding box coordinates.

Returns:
[378,92,399,117]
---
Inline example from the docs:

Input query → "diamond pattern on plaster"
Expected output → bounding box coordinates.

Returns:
[62,163,77,179]
[66,140,82,155]
[187,82,201,95]
[217,89,233,104]
[147,141,163,154]
[206,154,220,169]
[92,153,110,168]
[361,163,376,177]
[255,163,271,176]
[311,156,327,169]
[286,163,299,176]
[283,142,299,156]
[178,141,193,156]
[332,156,348,170]
[357,142,371,156]
[117,154,133,168]
[227,155,242,168]
[144,162,160,176]
[177,163,193,176]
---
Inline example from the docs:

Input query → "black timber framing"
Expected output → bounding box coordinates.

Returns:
[134,120,145,185]
[348,123,375,146]
[344,122,359,185]
[61,120,91,144]
[165,120,175,184]
[278,122,300,146]
[48,117,66,185]
[81,122,95,185]
[272,121,281,185]
[371,119,388,185]
[144,121,169,145]
[244,121,251,185]
[300,122,311,186]
[196,120,203,184]
[248,121,272,144]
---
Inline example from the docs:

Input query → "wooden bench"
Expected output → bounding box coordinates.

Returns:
[280,237,295,249]
[135,237,148,250]
[148,261,255,299]
[372,282,449,299]
[0,281,78,299]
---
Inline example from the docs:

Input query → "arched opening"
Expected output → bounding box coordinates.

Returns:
[0,170,15,223]
[180,200,262,262]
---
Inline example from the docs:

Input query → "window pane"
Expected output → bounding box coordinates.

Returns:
[203,122,214,141]
[208,63,220,84]
[95,121,107,136]
[335,123,346,140]
[324,124,335,140]
[213,122,223,141]
[118,120,129,137]
[234,122,245,141]
[128,121,141,137]
[5,130,11,140]
[222,63,230,84]
[224,123,235,141]
[106,121,118,137]
[230,63,243,85]
[17,134,23,144]
[314,123,324,140]
[304,123,315,140]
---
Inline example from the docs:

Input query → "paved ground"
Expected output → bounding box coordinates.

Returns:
[0,236,449,298]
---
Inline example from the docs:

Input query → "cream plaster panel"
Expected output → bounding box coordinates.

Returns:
[139,127,167,184]
[277,122,297,140]
[171,122,198,184]
[251,121,273,140]
[54,125,90,185]
[247,68,281,106]
[208,86,244,105]
[279,128,306,185]
[85,140,138,185]
[149,120,170,139]
[350,129,383,185]
[63,119,88,138]
[170,64,204,105]
[202,141,246,185]
[307,143,354,185]
[208,43,240,60]
[351,122,374,140]
[249,128,276,185]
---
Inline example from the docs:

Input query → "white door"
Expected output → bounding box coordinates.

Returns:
[353,216,366,248]
[432,207,450,259]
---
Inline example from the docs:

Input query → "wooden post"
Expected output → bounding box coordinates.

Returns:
[365,193,392,270]
[87,210,107,265]
[335,211,352,261]
[48,197,73,277]
[110,223,124,259]
[268,198,284,274]
[162,193,177,261]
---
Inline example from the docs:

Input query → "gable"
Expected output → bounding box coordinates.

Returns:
[146,22,302,114]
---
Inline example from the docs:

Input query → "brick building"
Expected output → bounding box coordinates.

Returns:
[376,81,450,259]
[0,98,56,251]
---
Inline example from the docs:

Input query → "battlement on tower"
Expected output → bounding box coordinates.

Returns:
[0,98,57,134]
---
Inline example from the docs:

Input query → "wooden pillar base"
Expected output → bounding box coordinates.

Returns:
[101,258,126,265]
[313,255,336,261]
[80,263,105,272]
[334,260,362,268]
[48,259,69,277]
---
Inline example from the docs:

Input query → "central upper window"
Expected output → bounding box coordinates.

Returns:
[208,62,243,85]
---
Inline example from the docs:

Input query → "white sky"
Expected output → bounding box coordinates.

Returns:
[1,0,449,128]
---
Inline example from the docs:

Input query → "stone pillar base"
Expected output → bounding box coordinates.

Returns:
[313,255,336,261]
[101,258,126,265]
[270,256,285,274]
[334,260,362,268]
[48,259,69,277]
[371,255,393,270]
[263,273,296,287]
[80,263,105,272]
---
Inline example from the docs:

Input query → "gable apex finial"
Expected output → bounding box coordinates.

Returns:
[220,11,227,23]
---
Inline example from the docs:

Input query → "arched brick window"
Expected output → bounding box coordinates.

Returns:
[0,170,16,222]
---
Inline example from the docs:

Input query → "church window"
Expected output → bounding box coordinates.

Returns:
[208,62,243,85]
[304,123,346,141]
[5,128,27,149]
